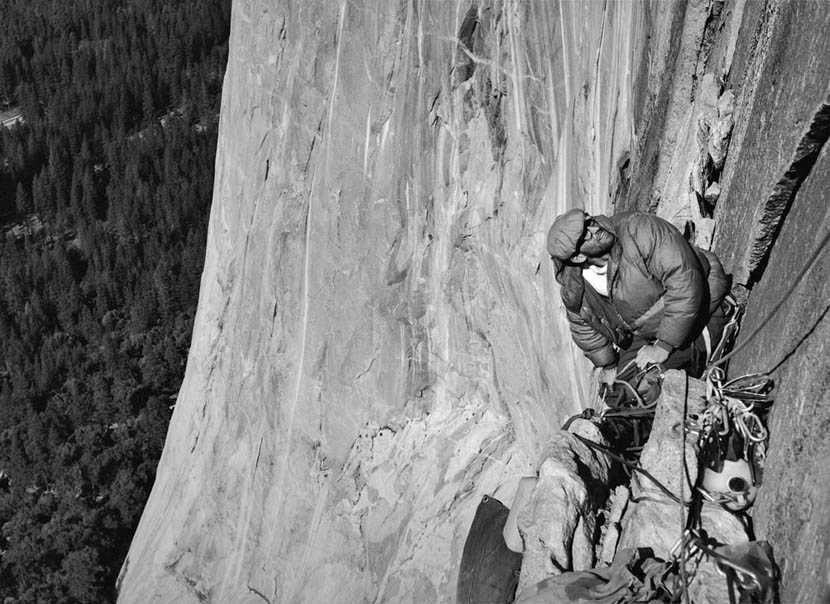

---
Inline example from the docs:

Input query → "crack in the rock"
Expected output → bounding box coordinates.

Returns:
[748,94,830,284]
[453,5,479,87]
[247,584,272,604]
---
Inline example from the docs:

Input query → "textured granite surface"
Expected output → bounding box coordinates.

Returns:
[117,1,830,601]
[118,2,646,601]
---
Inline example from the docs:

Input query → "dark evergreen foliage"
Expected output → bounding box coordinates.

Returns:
[0,1,231,601]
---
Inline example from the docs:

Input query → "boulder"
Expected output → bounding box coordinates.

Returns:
[704,181,721,206]
[617,370,750,600]
[516,420,611,592]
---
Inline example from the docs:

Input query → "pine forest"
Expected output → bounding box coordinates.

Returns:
[0,1,231,601]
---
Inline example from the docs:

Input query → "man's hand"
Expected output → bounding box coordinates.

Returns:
[635,344,670,368]
[598,366,617,388]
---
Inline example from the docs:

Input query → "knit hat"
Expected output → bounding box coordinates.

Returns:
[546,209,587,260]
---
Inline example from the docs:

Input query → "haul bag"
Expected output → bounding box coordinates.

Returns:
[457,495,522,604]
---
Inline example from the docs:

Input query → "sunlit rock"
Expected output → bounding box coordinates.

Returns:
[117,1,645,601]
[597,485,630,566]
[515,420,610,592]
[114,0,830,599]
[617,372,748,557]
[615,371,749,602]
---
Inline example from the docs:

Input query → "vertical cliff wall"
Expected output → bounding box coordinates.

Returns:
[117,1,651,602]
[619,0,830,600]
[712,2,830,601]
[117,0,830,601]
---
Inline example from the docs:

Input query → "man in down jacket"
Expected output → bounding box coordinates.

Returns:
[547,209,730,388]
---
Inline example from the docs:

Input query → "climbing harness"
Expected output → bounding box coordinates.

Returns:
[560,361,667,465]
[601,359,665,409]
[584,361,664,466]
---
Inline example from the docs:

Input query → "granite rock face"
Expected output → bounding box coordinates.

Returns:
[708,3,830,601]
[619,3,830,592]
[615,371,749,603]
[514,371,751,603]
[515,420,610,592]
[118,2,648,602]
[715,0,830,286]
[118,0,830,601]
[614,373,750,558]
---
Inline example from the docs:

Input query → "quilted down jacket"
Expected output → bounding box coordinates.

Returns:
[554,211,730,368]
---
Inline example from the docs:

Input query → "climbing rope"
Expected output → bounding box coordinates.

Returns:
[562,361,665,472]
[565,369,774,601]
[698,370,771,440]
[570,432,689,506]
[679,373,691,604]
[706,295,744,369]
[697,369,772,443]
[569,428,771,602]
[668,529,705,602]
[663,527,771,603]
[599,359,664,410]
[708,224,830,371]
[660,222,826,604]
[690,367,774,513]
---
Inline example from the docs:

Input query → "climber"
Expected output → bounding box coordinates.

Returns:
[547,209,730,397]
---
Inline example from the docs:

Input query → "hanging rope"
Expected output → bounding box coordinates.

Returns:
[679,373,691,604]
[571,433,689,506]
[707,224,830,371]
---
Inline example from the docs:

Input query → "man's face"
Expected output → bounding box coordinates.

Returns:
[570,218,613,264]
